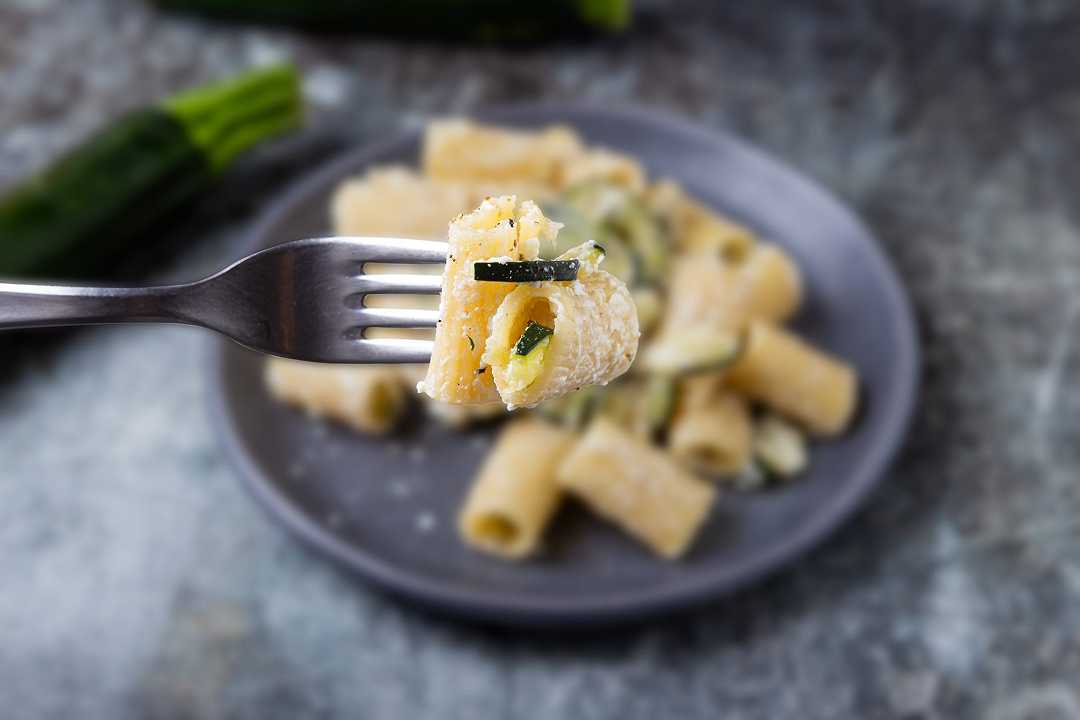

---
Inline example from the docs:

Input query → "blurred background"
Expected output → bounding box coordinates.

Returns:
[3,1,1080,717]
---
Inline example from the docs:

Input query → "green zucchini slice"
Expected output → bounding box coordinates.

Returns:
[640,329,743,375]
[561,182,669,285]
[540,200,637,284]
[753,414,808,479]
[474,260,579,283]
[513,321,555,356]
[643,375,677,439]
[610,199,668,284]
[537,386,601,429]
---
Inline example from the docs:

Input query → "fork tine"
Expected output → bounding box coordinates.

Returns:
[353,338,434,363]
[336,237,448,264]
[352,308,439,328]
[354,274,442,294]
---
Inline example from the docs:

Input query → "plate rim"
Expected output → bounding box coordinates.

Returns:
[208,104,921,626]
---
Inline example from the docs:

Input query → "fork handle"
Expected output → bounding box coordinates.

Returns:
[0,281,198,330]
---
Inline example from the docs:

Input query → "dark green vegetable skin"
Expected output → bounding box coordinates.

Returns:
[150,0,631,39]
[0,64,302,279]
[474,260,579,283]
[513,321,554,356]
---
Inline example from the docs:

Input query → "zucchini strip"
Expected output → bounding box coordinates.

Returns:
[474,259,579,283]
[640,329,744,375]
[513,321,555,356]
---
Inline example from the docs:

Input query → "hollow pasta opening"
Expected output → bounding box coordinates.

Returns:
[687,443,733,472]
[473,513,520,548]
[369,382,402,425]
[512,297,555,341]
[720,237,751,264]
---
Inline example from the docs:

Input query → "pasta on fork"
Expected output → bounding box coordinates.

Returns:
[420,195,640,408]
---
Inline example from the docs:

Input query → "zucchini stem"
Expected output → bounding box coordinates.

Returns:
[163,64,303,172]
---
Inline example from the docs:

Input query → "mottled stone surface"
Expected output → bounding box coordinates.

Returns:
[2,1,1080,718]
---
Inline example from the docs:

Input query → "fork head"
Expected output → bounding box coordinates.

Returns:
[197,236,446,363]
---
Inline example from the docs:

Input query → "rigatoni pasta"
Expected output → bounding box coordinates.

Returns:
[557,419,716,559]
[332,167,474,240]
[726,320,858,436]
[663,244,802,334]
[482,243,640,409]
[423,120,582,188]
[265,359,408,435]
[458,418,575,558]
[332,166,552,241]
[427,400,507,429]
[646,179,756,261]
[419,196,559,404]
[560,148,646,192]
[668,391,753,476]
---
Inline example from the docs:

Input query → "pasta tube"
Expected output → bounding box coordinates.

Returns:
[420,196,559,404]
[332,166,550,240]
[423,120,583,188]
[664,244,801,333]
[458,418,575,558]
[332,166,474,240]
[646,179,756,261]
[560,148,646,192]
[264,359,408,435]
[557,419,716,559]
[427,400,507,429]
[726,321,859,436]
[728,244,802,323]
[483,243,640,409]
[676,372,727,412]
[668,391,753,476]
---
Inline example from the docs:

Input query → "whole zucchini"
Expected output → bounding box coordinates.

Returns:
[0,64,302,279]
[149,0,631,38]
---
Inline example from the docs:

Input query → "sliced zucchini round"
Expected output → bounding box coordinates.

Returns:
[642,375,677,439]
[536,386,600,429]
[753,414,808,479]
[640,329,743,375]
[541,200,636,283]
[562,181,630,222]
[609,199,668,284]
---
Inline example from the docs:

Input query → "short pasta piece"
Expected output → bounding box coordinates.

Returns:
[458,418,575,558]
[265,359,408,435]
[646,179,756,261]
[483,243,640,409]
[730,244,803,323]
[332,166,551,240]
[592,380,651,440]
[557,419,716,559]
[331,166,474,240]
[559,148,646,192]
[668,391,753,476]
[726,321,859,436]
[663,244,801,334]
[426,400,507,429]
[419,195,559,404]
[675,372,727,412]
[423,120,583,189]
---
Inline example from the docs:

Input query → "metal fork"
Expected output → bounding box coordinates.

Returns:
[0,237,447,363]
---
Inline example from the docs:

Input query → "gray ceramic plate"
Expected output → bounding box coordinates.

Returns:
[210,106,919,626]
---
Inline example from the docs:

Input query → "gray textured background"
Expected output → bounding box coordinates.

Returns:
[3,1,1080,718]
